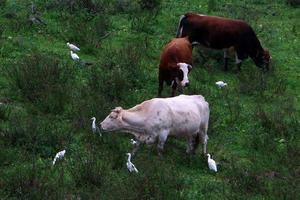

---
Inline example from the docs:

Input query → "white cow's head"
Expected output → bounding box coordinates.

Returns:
[100,107,124,131]
[176,62,192,87]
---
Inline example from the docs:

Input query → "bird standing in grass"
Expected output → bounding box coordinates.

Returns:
[216,81,227,88]
[207,153,217,172]
[70,51,79,61]
[126,153,138,173]
[67,42,80,52]
[91,117,101,136]
[130,139,137,145]
[53,150,66,165]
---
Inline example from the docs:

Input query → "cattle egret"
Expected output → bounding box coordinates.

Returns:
[53,150,66,165]
[216,81,227,88]
[207,153,217,172]
[126,153,138,173]
[130,139,137,145]
[70,51,79,61]
[91,117,101,136]
[67,42,80,52]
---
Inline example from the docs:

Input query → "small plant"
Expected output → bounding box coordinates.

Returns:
[286,0,300,7]
[5,52,74,114]
[208,0,217,13]
[138,0,161,11]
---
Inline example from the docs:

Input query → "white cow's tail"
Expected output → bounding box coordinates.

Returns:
[176,14,186,38]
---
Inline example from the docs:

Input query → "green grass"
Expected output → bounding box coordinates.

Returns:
[0,0,299,199]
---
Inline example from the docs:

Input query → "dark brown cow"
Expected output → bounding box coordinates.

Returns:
[158,37,193,97]
[176,13,270,71]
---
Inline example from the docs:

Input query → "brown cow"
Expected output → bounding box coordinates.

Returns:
[176,13,270,71]
[158,37,193,97]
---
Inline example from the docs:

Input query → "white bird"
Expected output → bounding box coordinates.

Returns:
[67,42,80,52]
[91,117,102,136]
[216,81,227,88]
[53,150,66,165]
[130,139,137,145]
[70,51,79,61]
[126,153,138,173]
[207,153,217,172]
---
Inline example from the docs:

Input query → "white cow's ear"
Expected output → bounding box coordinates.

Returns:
[188,64,192,69]
[112,107,123,113]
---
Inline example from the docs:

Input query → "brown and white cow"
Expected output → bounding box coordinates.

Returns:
[100,95,210,157]
[176,13,270,71]
[158,37,193,97]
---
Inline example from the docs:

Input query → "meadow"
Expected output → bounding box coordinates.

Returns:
[0,0,299,199]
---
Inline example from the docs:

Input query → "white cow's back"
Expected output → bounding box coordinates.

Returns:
[130,95,209,137]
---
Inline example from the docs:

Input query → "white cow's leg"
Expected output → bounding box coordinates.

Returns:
[186,135,196,154]
[131,140,141,158]
[201,134,208,154]
[157,131,168,156]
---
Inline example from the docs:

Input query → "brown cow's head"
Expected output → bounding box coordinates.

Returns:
[254,49,271,72]
[100,107,123,131]
[175,63,192,87]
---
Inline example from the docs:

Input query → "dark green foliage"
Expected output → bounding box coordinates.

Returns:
[286,0,300,7]
[138,0,161,11]
[5,52,74,114]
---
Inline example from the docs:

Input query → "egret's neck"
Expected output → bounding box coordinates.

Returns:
[127,154,131,162]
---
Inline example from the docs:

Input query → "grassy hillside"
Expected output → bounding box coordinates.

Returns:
[0,0,299,199]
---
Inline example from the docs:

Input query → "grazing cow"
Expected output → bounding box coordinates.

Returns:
[176,13,270,71]
[100,95,210,157]
[158,37,193,97]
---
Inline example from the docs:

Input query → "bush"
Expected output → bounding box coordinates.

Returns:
[138,0,161,11]
[286,0,300,7]
[5,52,75,114]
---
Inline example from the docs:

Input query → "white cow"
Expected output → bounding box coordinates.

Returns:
[100,95,209,156]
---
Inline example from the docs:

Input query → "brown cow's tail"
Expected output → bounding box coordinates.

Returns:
[176,14,186,38]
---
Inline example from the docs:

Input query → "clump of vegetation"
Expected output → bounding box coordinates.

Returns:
[286,0,300,7]
[5,52,74,114]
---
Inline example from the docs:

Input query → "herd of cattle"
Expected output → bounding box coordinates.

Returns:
[99,13,270,160]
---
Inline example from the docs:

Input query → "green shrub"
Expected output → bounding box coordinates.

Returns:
[138,0,161,11]
[286,0,300,7]
[5,52,75,114]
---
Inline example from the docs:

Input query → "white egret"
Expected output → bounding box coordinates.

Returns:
[207,153,217,172]
[67,42,80,52]
[91,117,102,136]
[126,153,138,173]
[130,139,137,145]
[215,81,227,88]
[70,51,79,61]
[52,150,66,165]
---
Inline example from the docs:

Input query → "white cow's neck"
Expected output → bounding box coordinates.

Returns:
[120,110,146,134]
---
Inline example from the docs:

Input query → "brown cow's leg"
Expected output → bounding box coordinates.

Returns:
[223,50,229,71]
[224,58,229,71]
[170,81,177,97]
[237,63,242,71]
[235,52,242,71]
[158,70,164,97]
